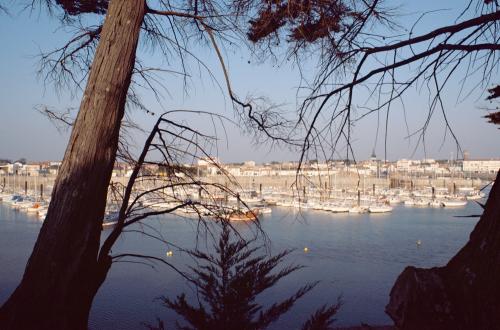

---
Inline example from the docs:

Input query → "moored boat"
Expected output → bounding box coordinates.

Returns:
[442,200,467,207]
[414,199,430,207]
[404,199,415,206]
[227,209,258,221]
[429,200,443,207]
[387,196,402,204]
[466,193,484,200]
[257,207,272,214]
[349,206,368,213]
[368,205,393,213]
[325,205,349,213]
[27,202,45,213]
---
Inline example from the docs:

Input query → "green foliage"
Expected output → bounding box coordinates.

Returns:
[301,305,340,330]
[485,85,500,126]
[247,0,359,43]
[54,0,108,15]
[152,222,340,330]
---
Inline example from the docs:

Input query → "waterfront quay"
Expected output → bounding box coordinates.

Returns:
[0,171,487,199]
[0,157,495,215]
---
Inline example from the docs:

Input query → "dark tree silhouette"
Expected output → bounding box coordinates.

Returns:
[245,1,500,329]
[0,1,272,329]
[1,2,147,329]
[484,84,500,125]
[151,222,340,330]
[301,305,340,330]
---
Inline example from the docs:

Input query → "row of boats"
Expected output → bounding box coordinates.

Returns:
[241,186,485,214]
[1,184,484,223]
[0,191,272,224]
[273,200,393,213]
[0,193,49,219]
[127,199,273,221]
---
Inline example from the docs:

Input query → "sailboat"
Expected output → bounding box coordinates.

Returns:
[442,199,467,207]
[429,200,443,207]
[368,204,393,213]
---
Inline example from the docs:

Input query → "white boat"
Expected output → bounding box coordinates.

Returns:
[242,197,264,205]
[292,202,311,209]
[466,193,483,200]
[18,200,37,212]
[325,205,349,213]
[387,197,402,204]
[414,199,430,207]
[349,206,368,213]
[3,195,22,205]
[149,201,178,210]
[369,205,393,213]
[263,199,277,206]
[429,200,443,207]
[102,212,119,228]
[257,207,272,214]
[11,198,29,209]
[178,206,199,214]
[404,199,415,206]
[0,193,13,201]
[442,200,467,207]
[312,203,326,211]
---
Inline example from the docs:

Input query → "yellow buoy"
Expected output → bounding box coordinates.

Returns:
[166,250,173,257]
[304,247,309,253]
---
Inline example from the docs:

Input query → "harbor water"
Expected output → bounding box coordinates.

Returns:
[0,201,483,329]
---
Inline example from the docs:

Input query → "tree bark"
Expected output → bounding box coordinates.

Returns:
[386,170,500,329]
[0,1,145,329]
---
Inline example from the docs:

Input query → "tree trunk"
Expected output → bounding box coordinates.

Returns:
[0,1,145,329]
[386,170,500,329]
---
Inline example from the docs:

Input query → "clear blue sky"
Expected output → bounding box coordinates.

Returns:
[0,0,498,163]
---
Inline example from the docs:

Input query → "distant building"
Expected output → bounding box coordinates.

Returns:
[462,159,500,174]
[243,160,256,167]
[22,164,42,176]
[396,159,419,171]
[48,162,62,175]
[0,163,23,175]
[226,167,241,176]
[197,157,221,176]
[197,157,220,167]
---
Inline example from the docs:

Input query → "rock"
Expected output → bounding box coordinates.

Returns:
[386,267,454,329]
[386,170,500,329]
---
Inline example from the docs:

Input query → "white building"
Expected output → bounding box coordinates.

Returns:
[243,160,256,167]
[0,165,8,175]
[396,159,414,171]
[226,167,241,176]
[22,164,41,176]
[462,159,500,174]
[197,157,220,167]
[0,163,23,175]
